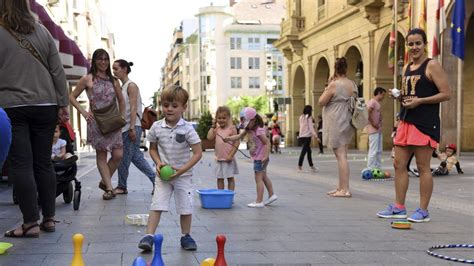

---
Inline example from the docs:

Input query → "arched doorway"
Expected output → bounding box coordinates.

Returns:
[289,66,306,146]
[375,31,405,150]
[313,58,330,116]
[462,14,474,151]
[344,46,363,149]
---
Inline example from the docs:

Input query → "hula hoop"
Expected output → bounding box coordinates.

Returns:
[426,244,474,264]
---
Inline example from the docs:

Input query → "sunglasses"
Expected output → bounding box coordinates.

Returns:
[407,41,423,47]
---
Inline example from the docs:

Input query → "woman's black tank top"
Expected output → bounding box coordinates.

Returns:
[400,59,440,142]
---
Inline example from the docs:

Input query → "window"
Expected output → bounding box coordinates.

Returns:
[230,57,242,69]
[318,0,326,20]
[248,37,261,50]
[249,77,260,89]
[248,57,260,69]
[231,77,242,89]
[230,37,242,50]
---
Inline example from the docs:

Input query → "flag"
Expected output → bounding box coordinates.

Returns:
[404,0,412,64]
[432,0,446,57]
[418,0,426,31]
[388,15,396,72]
[451,0,465,60]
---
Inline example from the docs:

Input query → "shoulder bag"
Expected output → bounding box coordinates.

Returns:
[348,82,368,129]
[1,25,49,70]
[92,98,126,135]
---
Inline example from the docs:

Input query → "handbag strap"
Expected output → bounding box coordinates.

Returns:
[1,25,49,70]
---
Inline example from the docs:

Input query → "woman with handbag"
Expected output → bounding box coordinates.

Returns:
[297,105,318,172]
[1,0,69,237]
[318,57,356,198]
[112,59,156,195]
[69,49,125,200]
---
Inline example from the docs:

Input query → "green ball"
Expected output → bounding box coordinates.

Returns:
[160,165,175,181]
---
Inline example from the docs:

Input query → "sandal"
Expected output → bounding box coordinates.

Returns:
[98,181,107,192]
[102,190,115,200]
[330,191,352,198]
[40,218,59,232]
[113,186,128,195]
[4,223,39,238]
[326,189,340,195]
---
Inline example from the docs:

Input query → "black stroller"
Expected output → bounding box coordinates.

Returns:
[12,160,81,210]
[12,122,82,210]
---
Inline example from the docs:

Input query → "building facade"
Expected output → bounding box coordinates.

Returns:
[275,0,473,151]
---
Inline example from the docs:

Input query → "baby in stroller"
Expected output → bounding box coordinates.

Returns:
[53,122,81,210]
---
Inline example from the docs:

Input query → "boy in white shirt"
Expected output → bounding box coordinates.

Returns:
[138,85,202,251]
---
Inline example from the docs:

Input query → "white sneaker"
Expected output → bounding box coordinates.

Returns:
[310,166,319,173]
[247,202,265,208]
[264,194,278,206]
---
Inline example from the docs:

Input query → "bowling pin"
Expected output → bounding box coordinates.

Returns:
[150,234,164,266]
[132,257,147,266]
[214,235,227,266]
[71,233,85,266]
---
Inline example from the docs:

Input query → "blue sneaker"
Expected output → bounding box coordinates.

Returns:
[407,208,430,222]
[138,234,154,252]
[377,204,407,218]
[180,234,197,251]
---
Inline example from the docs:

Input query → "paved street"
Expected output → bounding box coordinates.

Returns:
[0,147,473,265]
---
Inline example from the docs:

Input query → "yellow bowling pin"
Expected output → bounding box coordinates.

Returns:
[71,233,85,266]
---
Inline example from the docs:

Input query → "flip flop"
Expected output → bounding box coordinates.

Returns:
[4,224,39,238]
[326,189,339,195]
[330,191,352,198]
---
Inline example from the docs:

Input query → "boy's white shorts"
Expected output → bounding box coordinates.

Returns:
[150,175,193,215]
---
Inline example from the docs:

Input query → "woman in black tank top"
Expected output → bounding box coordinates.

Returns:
[377,28,451,223]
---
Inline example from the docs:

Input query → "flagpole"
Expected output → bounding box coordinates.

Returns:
[456,59,462,156]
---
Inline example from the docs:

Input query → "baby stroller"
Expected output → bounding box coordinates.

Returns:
[53,159,81,210]
[11,122,82,210]
[12,160,81,210]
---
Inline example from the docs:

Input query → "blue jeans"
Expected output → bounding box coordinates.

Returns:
[117,126,155,188]
[367,132,383,169]
[253,160,269,172]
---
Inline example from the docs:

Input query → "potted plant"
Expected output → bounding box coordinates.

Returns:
[196,111,215,151]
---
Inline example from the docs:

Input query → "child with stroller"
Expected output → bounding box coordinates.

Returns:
[432,144,464,176]
[52,125,77,163]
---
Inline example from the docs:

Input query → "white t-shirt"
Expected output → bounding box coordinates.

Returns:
[52,138,66,157]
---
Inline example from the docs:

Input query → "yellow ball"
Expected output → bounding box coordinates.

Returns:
[200,258,216,266]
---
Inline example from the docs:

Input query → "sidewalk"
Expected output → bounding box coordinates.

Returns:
[0,148,473,265]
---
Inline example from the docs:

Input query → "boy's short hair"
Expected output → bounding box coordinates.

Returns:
[374,87,386,96]
[160,85,189,105]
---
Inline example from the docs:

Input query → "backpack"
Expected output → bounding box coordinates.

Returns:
[348,83,368,129]
[141,106,158,130]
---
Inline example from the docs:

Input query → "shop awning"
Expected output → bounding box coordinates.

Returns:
[30,0,89,78]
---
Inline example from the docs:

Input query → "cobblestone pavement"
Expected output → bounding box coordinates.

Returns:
[0,147,473,265]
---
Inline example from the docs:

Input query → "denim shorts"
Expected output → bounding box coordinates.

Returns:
[253,160,269,172]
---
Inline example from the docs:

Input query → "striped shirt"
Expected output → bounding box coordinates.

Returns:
[147,118,201,176]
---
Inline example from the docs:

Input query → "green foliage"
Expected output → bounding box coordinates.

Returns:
[196,111,213,139]
[225,95,269,119]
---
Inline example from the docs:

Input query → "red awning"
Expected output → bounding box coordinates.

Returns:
[30,0,89,76]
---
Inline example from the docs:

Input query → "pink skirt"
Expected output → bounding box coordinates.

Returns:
[394,121,437,149]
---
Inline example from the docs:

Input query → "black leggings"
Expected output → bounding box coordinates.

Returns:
[5,106,57,223]
[298,137,313,167]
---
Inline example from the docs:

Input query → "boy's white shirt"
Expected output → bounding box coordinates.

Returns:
[147,118,200,177]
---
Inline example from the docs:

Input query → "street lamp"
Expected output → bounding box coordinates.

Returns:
[265,79,277,113]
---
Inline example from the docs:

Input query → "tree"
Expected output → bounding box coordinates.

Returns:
[196,111,213,139]
[225,95,269,120]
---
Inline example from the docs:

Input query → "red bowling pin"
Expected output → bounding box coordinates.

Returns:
[214,234,227,266]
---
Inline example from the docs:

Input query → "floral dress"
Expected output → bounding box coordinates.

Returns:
[86,77,123,151]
